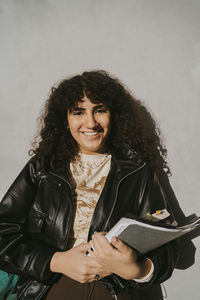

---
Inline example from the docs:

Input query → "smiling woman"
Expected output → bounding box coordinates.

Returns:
[0,70,179,300]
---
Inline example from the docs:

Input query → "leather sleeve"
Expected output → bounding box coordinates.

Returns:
[127,166,180,290]
[0,160,57,284]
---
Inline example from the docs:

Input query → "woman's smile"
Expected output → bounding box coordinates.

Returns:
[82,131,100,136]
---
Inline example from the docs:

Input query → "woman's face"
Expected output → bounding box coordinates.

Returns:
[67,96,111,155]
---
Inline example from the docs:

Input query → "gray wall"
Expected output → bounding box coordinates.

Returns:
[0,0,199,298]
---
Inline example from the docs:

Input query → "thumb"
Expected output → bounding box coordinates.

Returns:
[78,242,90,252]
[111,236,128,252]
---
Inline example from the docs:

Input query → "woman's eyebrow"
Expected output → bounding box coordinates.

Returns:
[93,104,107,110]
[72,107,85,111]
[72,104,107,111]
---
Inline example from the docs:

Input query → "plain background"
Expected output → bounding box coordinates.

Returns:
[0,0,199,299]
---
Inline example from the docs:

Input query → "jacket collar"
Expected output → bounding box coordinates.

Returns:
[36,148,146,183]
[110,148,146,181]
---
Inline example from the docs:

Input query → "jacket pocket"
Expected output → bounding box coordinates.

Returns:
[28,211,47,234]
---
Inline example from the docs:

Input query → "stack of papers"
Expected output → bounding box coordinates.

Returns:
[105,214,200,254]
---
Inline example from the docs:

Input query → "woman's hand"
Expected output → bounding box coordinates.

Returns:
[50,243,112,283]
[89,232,152,280]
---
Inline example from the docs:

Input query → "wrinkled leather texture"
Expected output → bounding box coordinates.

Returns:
[0,152,179,299]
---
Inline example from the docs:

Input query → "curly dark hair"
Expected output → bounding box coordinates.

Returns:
[29,70,170,175]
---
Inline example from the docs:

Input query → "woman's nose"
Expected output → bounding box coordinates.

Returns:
[85,113,97,128]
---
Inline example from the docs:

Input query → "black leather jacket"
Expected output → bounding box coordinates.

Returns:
[0,151,178,299]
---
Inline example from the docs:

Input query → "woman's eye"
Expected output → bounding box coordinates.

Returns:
[72,111,83,116]
[96,109,107,114]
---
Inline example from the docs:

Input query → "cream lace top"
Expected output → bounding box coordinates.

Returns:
[69,153,111,247]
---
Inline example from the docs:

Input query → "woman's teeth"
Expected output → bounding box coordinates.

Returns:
[84,132,98,136]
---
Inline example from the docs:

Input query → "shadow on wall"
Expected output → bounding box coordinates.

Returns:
[139,170,200,300]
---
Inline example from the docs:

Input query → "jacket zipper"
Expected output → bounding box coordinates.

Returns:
[102,162,146,231]
[49,171,75,249]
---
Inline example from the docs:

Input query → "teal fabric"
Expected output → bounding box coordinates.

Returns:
[7,295,18,300]
[0,270,18,300]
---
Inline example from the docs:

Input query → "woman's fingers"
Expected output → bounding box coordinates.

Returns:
[91,232,133,257]
[91,232,114,254]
